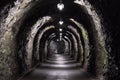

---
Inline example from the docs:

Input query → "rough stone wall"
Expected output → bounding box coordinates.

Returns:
[0,0,36,79]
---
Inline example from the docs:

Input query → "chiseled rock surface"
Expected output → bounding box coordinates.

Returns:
[0,0,35,79]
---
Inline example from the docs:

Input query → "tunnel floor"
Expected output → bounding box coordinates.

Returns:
[19,67,95,80]
[19,54,96,80]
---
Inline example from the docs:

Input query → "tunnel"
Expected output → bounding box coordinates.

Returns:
[0,0,119,80]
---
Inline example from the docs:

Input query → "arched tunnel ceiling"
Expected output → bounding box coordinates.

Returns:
[0,0,114,80]
[7,0,106,69]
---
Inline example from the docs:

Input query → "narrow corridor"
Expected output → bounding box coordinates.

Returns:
[1,0,119,80]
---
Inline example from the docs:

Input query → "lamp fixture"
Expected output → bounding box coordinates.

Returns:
[57,0,64,11]
[59,20,64,25]
[59,28,63,32]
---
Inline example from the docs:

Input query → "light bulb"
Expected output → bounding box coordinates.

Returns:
[59,28,63,32]
[59,20,64,25]
[60,33,62,36]
[57,3,64,11]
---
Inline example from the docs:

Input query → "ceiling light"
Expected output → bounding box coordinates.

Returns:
[57,3,64,11]
[59,20,64,25]
[59,28,63,32]
[60,33,62,36]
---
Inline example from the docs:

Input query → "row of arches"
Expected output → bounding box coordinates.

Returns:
[16,0,107,77]
[0,0,108,79]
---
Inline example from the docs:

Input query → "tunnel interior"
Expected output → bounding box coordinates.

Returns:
[15,0,107,78]
[0,0,119,80]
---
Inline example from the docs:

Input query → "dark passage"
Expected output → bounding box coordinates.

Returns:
[0,0,120,80]
[17,0,106,79]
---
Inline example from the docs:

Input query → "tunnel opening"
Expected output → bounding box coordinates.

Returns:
[0,0,115,80]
